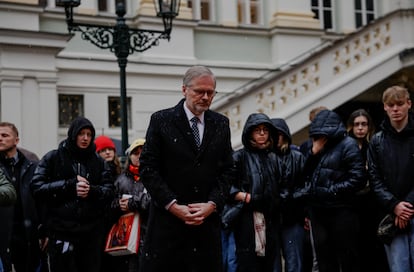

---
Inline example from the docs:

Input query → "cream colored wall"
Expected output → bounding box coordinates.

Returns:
[1,0,413,156]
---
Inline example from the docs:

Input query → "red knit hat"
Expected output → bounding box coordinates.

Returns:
[95,135,116,153]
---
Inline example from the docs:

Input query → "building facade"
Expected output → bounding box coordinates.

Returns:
[0,0,413,156]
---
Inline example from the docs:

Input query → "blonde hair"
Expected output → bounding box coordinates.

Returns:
[309,106,328,121]
[382,85,410,104]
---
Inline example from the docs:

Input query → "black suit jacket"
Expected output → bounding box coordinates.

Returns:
[140,99,234,272]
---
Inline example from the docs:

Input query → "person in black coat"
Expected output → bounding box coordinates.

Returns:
[271,118,306,272]
[346,109,389,272]
[368,86,414,272]
[139,66,234,272]
[31,117,114,272]
[0,122,44,272]
[229,113,283,272]
[294,110,366,272]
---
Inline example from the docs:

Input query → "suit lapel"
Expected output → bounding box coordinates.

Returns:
[201,111,214,147]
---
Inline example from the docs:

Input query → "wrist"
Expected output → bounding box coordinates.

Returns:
[244,193,250,203]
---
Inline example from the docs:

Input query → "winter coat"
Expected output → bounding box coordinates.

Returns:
[231,113,282,266]
[0,168,16,206]
[111,170,151,236]
[139,99,234,272]
[0,151,39,255]
[31,117,114,241]
[368,113,414,214]
[0,150,40,267]
[295,110,366,208]
[271,118,306,226]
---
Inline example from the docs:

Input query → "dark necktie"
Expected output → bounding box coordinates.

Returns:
[191,117,201,147]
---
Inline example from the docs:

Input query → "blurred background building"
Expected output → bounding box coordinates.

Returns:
[1,0,414,157]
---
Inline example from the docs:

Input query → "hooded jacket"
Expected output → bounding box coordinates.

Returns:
[231,113,283,259]
[271,118,306,226]
[31,117,114,241]
[296,110,366,208]
[368,113,414,214]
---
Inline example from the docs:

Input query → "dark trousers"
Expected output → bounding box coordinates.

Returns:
[47,231,104,272]
[0,236,43,272]
[310,207,360,272]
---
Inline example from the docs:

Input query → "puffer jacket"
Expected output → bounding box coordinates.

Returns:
[368,113,414,214]
[271,118,306,226]
[31,117,114,241]
[295,110,366,208]
[231,113,283,257]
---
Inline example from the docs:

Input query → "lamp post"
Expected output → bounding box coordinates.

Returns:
[56,0,180,153]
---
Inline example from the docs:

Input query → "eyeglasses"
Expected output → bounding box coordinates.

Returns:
[353,122,368,127]
[188,87,217,98]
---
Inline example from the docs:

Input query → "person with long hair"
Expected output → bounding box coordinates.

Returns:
[347,109,389,272]
[346,109,375,160]
[95,135,123,272]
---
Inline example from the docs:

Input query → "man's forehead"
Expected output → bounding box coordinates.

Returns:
[0,126,15,135]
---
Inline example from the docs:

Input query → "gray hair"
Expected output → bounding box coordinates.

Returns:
[182,66,216,88]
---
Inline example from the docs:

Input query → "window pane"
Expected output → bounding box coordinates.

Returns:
[355,0,361,10]
[311,0,318,6]
[355,13,362,27]
[98,0,107,12]
[323,0,331,8]
[201,1,210,20]
[366,0,374,11]
[323,10,332,29]
[251,4,258,24]
[108,96,131,128]
[59,94,84,127]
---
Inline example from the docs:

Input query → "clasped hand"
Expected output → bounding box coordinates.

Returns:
[394,201,414,229]
[76,175,90,198]
[169,202,215,225]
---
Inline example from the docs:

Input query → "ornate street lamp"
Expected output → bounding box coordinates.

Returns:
[56,0,180,154]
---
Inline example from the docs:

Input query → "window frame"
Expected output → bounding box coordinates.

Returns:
[108,96,132,129]
[355,0,376,28]
[311,0,335,31]
[58,94,84,128]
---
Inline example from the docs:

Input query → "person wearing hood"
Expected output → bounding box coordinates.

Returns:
[108,138,151,272]
[294,109,366,272]
[271,118,306,272]
[230,113,283,272]
[31,117,114,272]
[368,86,414,272]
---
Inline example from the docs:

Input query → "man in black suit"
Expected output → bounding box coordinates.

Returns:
[139,66,234,272]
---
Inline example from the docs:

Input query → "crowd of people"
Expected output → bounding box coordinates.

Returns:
[0,65,413,272]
